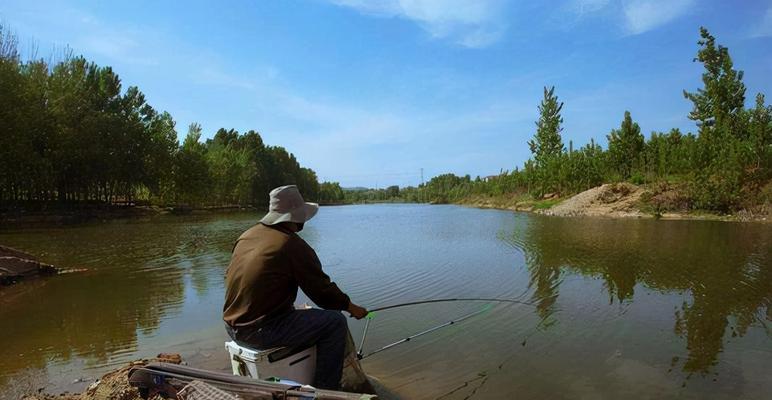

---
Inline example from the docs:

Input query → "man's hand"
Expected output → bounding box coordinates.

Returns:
[347,302,368,319]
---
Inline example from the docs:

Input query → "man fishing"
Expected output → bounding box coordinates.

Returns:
[223,185,368,390]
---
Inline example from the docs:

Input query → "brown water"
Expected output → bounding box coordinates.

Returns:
[0,205,770,399]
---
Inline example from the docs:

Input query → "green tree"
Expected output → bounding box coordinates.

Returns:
[607,111,644,179]
[174,123,211,205]
[683,27,746,130]
[527,86,566,195]
[683,27,758,210]
[747,94,772,175]
[145,111,179,202]
[0,26,24,203]
[0,22,325,211]
[528,86,564,166]
[236,130,269,205]
[564,141,605,193]
[385,185,400,198]
[319,182,345,204]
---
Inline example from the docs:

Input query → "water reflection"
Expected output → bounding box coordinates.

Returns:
[1,208,770,398]
[0,269,185,384]
[507,216,771,374]
[0,214,253,391]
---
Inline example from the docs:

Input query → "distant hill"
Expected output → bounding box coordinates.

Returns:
[342,186,371,192]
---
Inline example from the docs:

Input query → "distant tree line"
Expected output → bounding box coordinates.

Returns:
[0,24,326,211]
[385,27,770,213]
[167,124,320,207]
[2,25,769,214]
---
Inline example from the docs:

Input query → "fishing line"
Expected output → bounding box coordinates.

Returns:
[356,297,542,360]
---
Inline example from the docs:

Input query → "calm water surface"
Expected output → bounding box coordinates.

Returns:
[0,205,770,399]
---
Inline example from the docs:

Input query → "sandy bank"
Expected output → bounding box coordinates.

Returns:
[538,183,646,218]
[459,183,770,222]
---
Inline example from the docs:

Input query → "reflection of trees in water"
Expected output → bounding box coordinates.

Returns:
[0,214,251,390]
[0,269,185,382]
[522,249,561,326]
[0,253,186,388]
[0,270,184,384]
[508,216,771,374]
[179,224,238,297]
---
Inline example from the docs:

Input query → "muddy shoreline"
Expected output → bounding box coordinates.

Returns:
[2,185,769,228]
[0,205,263,229]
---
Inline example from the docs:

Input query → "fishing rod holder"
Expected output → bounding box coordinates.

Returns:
[356,315,372,360]
[356,302,495,360]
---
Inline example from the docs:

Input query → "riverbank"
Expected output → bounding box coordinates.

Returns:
[0,204,262,229]
[458,183,771,222]
[3,183,770,227]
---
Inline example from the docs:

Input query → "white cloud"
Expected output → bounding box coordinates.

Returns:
[187,61,540,185]
[567,0,694,35]
[571,0,612,16]
[328,0,507,48]
[76,33,159,66]
[750,6,772,37]
[621,0,694,35]
[6,5,163,67]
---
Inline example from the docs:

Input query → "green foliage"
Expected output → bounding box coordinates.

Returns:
[683,27,746,129]
[173,124,211,205]
[0,48,180,206]
[527,86,565,195]
[1,24,768,215]
[682,27,770,211]
[0,23,323,210]
[642,129,697,177]
[342,185,426,204]
[562,140,606,193]
[372,29,769,213]
[607,111,645,179]
[319,182,345,204]
[531,198,562,210]
[422,174,472,203]
[528,86,564,166]
[747,94,772,186]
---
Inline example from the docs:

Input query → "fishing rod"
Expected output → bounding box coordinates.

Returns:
[368,297,538,313]
[356,297,538,360]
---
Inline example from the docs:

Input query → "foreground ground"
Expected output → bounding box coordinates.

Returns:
[20,354,183,400]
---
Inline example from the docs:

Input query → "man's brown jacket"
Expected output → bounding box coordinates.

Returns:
[223,223,350,327]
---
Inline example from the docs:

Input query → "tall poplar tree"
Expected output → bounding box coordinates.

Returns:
[528,86,564,166]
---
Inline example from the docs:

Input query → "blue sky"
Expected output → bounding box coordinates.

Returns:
[2,0,771,187]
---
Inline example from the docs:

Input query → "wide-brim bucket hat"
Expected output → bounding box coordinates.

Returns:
[260,185,319,225]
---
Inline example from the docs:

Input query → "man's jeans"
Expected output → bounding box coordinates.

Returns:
[226,309,348,390]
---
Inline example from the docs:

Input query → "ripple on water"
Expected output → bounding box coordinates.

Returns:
[0,208,770,399]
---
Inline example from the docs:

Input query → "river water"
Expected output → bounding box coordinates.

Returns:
[0,205,770,399]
